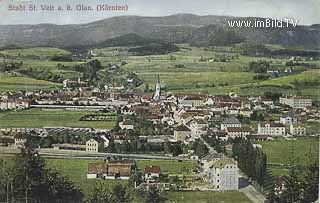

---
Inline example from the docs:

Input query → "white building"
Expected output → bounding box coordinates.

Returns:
[226,127,252,139]
[289,124,306,136]
[14,133,27,148]
[144,165,161,180]
[279,97,312,109]
[258,122,286,136]
[207,158,239,190]
[179,96,204,107]
[86,139,100,152]
[201,153,224,174]
[119,120,134,130]
[221,117,241,130]
[280,112,298,125]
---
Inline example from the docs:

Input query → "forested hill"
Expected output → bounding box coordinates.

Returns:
[0,14,319,49]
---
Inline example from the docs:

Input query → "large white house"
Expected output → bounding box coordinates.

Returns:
[207,158,239,190]
[280,112,297,125]
[226,127,252,139]
[221,117,241,130]
[258,122,286,136]
[86,139,101,152]
[279,97,312,109]
[289,124,306,136]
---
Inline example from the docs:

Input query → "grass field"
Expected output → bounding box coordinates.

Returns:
[0,73,61,91]
[136,160,197,174]
[0,108,115,129]
[166,191,252,203]
[139,71,255,90]
[257,137,319,166]
[0,47,71,58]
[45,158,130,197]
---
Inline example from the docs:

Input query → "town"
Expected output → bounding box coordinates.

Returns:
[0,71,318,202]
[0,10,319,203]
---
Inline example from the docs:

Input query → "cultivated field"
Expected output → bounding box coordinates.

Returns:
[136,160,197,174]
[0,73,61,91]
[0,47,71,58]
[166,191,252,203]
[257,137,319,166]
[0,108,115,129]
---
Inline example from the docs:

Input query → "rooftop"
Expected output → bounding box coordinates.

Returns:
[222,117,241,125]
[211,158,237,169]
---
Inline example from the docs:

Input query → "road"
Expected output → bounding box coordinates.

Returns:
[0,147,192,161]
[199,135,217,153]
[240,184,266,203]
[239,174,266,203]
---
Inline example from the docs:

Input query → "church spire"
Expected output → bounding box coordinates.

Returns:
[153,74,161,101]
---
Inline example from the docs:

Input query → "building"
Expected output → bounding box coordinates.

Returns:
[226,127,252,139]
[289,124,306,136]
[153,74,161,101]
[174,125,191,141]
[180,96,204,107]
[258,122,286,136]
[207,158,239,190]
[86,138,103,153]
[107,160,134,180]
[14,133,27,148]
[144,165,161,180]
[87,163,108,179]
[119,120,134,130]
[0,137,14,147]
[247,134,269,142]
[280,112,298,125]
[279,97,312,109]
[201,153,224,173]
[87,160,134,180]
[221,117,241,130]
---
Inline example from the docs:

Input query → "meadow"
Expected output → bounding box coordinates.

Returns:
[0,108,115,129]
[1,44,320,100]
[0,73,61,91]
[257,137,319,166]
[136,160,197,174]
[166,191,252,203]
[0,47,71,58]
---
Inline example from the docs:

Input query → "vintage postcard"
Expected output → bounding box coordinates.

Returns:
[0,0,319,202]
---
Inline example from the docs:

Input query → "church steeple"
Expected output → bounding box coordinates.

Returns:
[153,74,161,101]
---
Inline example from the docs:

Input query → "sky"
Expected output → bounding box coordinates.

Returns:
[0,0,319,25]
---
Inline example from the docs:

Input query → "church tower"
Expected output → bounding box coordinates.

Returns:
[153,74,161,101]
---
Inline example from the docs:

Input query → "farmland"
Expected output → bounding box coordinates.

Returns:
[166,191,252,203]
[257,137,319,166]
[0,73,61,91]
[0,108,115,129]
[136,160,197,175]
[1,44,320,100]
[45,158,130,197]
[0,47,71,58]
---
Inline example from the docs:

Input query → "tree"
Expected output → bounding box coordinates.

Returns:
[2,134,83,203]
[142,187,166,203]
[302,162,319,203]
[112,184,132,203]
[87,182,132,203]
[87,182,113,203]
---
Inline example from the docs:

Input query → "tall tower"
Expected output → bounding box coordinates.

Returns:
[153,74,161,101]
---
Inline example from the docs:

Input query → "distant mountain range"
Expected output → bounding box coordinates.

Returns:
[0,14,319,50]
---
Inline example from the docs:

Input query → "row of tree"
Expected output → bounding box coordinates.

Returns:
[232,138,267,185]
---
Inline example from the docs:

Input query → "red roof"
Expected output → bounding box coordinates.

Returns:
[87,163,107,174]
[144,165,161,174]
